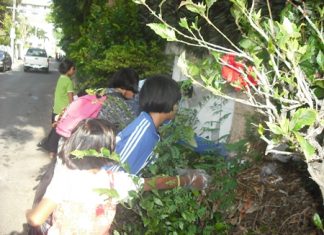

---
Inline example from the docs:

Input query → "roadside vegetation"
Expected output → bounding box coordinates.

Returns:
[51,0,172,90]
[49,0,323,234]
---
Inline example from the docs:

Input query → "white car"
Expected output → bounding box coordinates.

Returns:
[24,48,49,72]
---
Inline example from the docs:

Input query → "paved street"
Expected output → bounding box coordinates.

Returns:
[0,59,59,235]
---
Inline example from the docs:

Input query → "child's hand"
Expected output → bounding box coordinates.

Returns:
[177,169,211,190]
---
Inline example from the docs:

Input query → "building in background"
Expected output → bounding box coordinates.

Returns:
[16,0,56,58]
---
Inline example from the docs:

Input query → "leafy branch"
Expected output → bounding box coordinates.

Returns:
[133,0,324,201]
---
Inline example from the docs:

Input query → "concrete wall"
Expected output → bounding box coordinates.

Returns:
[168,43,253,144]
[169,49,235,143]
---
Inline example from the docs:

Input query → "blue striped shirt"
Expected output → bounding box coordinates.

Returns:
[111,112,160,175]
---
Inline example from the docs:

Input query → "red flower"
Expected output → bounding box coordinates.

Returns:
[96,204,105,216]
[247,66,258,86]
[221,54,258,91]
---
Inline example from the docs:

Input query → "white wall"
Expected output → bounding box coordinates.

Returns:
[170,48,235,143]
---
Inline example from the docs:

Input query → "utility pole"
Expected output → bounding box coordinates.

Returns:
[9,0,17,63]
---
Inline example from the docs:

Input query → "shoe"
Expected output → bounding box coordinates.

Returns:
[37,141,44,148]
[37,139,49,152]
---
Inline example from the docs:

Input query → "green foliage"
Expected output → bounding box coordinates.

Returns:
[113,108,246,234]
[313,213,324,232]
[243,113,267,161]
[0,12,12,45]
[136,0,324,163]
[71,147,130,172]
[51,0,93,50]
[132,3,324,233]
[0,0,11,23]
[52,0,171,91]
[231,0,324,97]
[0,0,23,45]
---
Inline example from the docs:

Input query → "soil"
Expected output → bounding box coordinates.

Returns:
[228,159,324,235]
[226,95,324,234]
[113,158,324,235]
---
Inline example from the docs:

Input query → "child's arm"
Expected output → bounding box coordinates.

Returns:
[26,198,57,226]
[143,170,210,191]
[68,91,74,103]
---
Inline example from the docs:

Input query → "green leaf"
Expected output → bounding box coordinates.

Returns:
[132,0,145,4]
[289,108,317,131]
[294,132,315,160]
[252,9,262,22]
[313,213,324,230]
[316,50,324,70]
[147,23,177,41]
[258,123,265,135]
[298,45,307,55]
[188,63,200,77]
[206,0,218,9]
[153,198,164,206]
[179,17,189,29]
[239,38,254,50]
[279,118,290,135]
[251,54,263,67]
[179,1,206,16]
[282,17,300,38]
[113,230,120,235]
[282,17,294,34]
[215,222,227,231]
[313,79,324,89]
[71,149,100,159]
[95,188,119,198]
[266,122,283,135]
[100,147,111,157]
[107,151,122,162]
[268,39,275,54]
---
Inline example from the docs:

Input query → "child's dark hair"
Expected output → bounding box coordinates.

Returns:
[32,119,115,207]
[108,68,139,94]
[139,75,181,113]
[59,119,116,170]
[58,59,75,74]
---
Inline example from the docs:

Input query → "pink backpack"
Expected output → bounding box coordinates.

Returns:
[56,94,107,138]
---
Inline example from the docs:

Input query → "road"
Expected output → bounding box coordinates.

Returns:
[0,60,59,235]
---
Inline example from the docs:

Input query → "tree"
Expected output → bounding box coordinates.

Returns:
[51,0,171,90]
[0,0,12,45]
[0,12,11,45]
[133,0,324,201]
[51,0,94,51]
[0,0,22,45]
[15,15,31,47]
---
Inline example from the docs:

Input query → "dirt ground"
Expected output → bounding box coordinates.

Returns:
[228,158,324,235]
[112,158,324,234]
[226,95,323,234]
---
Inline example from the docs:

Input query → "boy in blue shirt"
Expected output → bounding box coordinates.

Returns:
[111,75,181,174]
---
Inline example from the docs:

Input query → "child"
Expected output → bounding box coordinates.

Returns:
[108,75,182,174]
[27,119,209,234]
[37,59,76,157]
[52,59,76,122]
[98,67,140,132]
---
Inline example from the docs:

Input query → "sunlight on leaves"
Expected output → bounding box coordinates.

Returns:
[289,108,317,131]
[294,132,315,160]
[179,1,206,16]
[147,23,177,41]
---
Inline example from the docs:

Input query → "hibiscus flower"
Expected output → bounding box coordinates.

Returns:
[221,54,257,90]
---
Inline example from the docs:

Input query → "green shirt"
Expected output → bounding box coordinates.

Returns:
[53,75,74,114]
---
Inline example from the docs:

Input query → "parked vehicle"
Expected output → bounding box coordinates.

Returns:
[0,50,12,72]
[24,48,49,72]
